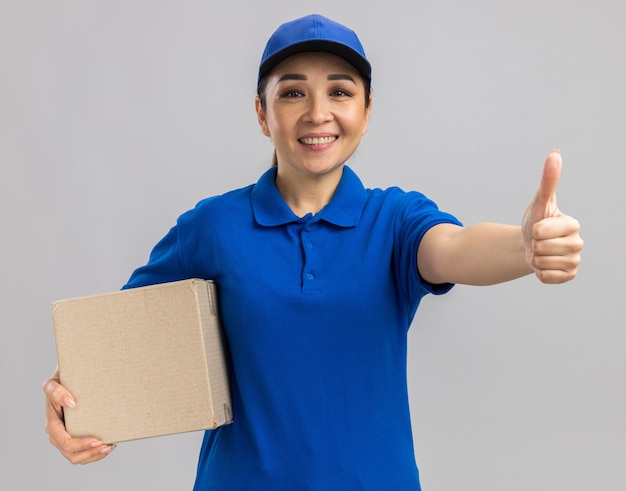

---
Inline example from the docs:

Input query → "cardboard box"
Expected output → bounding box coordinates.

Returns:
[52,279,233,444]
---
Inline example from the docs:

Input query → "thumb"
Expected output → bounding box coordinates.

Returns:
[43,377,76,408]
[535,149,562,217]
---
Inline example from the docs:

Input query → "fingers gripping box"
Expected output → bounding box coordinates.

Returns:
[52,279,233,444]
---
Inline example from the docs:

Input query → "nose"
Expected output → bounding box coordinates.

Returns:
[304,93,332,125]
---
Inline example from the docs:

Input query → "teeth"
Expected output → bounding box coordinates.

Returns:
[299,136,337,145]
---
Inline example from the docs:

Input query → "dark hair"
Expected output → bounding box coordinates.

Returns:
[257,72,371,166]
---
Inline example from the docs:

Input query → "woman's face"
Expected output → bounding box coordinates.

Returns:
[256,52,371,179]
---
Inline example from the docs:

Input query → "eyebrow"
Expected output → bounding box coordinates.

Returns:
[327,74,356,83]
[277,74,307,82]
[277,73,357,83]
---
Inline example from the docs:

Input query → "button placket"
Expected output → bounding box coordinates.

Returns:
[301,227,316,289]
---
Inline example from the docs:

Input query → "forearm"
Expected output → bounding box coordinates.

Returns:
[449,222,533,285]
[419,222,533,286]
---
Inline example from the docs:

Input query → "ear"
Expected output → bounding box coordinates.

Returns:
[255,97,271,137]
[362,95,372,136]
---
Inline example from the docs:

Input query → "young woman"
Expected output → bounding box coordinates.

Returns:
[43,14,583,490]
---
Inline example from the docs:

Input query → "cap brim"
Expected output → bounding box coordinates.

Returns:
[258,40,371,84]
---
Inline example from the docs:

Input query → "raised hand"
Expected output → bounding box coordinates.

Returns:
[522,150,583,284]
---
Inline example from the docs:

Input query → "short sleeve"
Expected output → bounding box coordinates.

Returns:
[392,191,462,319]
[122,221,189,290]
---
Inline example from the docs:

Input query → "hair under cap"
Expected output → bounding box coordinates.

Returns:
[258,14,371,86]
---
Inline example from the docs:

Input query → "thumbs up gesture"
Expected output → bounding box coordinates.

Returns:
[522,150,583,284]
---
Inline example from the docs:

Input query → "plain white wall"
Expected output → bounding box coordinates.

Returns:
[2,0,624,490]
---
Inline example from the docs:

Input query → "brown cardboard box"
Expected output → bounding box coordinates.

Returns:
[52,279,233,444]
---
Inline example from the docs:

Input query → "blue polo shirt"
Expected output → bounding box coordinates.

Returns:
[123,166,462,490]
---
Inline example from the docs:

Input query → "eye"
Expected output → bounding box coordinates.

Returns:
[281,89,304,98]
[330,89,352,98]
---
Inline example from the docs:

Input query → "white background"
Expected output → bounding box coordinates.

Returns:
[2,1,624,490]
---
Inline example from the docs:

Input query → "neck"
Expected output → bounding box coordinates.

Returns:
[275,165,344,217]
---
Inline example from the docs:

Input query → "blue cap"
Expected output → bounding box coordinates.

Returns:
[258,14,371,86]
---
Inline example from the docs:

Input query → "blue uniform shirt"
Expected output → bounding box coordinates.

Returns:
[124,166,462,490]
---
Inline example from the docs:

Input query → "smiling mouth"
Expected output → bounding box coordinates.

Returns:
[298,136,337,145]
